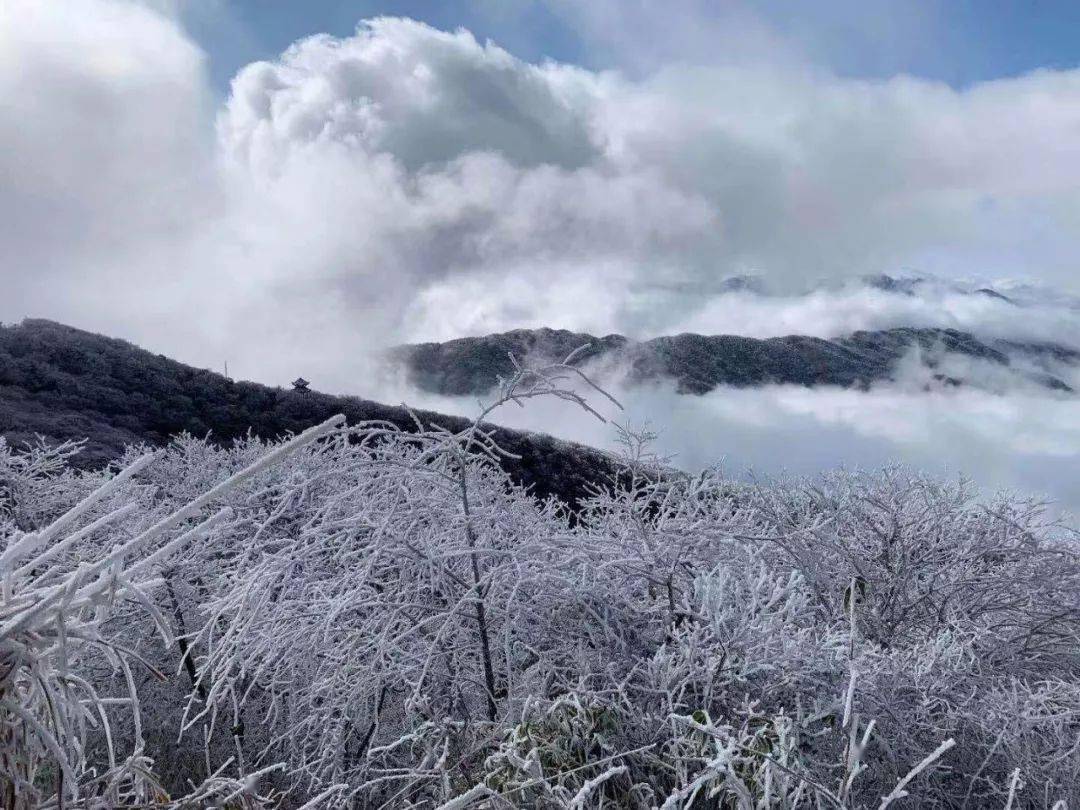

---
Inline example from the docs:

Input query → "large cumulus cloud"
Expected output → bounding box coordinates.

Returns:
[213,13,1080,354]
[220,17,603,173]
[5,3,1080,389]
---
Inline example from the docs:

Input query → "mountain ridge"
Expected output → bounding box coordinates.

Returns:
[393,325,1080,396]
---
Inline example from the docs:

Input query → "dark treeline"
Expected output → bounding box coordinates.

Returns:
[0,319,618,509]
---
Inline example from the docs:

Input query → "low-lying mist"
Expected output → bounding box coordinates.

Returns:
[374,357,1080,514]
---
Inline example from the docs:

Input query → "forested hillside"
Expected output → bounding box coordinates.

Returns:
[0,319,617,507]
[395,325,1080,395]
[4,381,1080,807]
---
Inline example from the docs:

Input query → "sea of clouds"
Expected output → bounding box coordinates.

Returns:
[378,371,1080,515]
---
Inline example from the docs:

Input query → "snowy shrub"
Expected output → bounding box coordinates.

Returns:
[0,417,344,807]
[3,350,1080,807]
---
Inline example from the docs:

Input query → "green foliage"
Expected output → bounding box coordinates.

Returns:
[482,693,647,808]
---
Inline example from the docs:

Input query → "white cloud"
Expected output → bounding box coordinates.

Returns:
[219,17,604,173]
[3,3,1080,394]
[0,0,226,363]
[378,373,1080,513]
[0,0,213,280]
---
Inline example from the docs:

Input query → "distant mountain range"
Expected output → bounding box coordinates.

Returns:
[393,325,1080,396]
[0,320,619,508]
[699,271,1080,309]
[4,299,1077,511]
[391,273,1080,397]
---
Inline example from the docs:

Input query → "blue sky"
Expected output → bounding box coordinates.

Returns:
[184,0,1080,94]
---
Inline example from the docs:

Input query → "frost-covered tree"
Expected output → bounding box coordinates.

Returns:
[0,417,344,807]
[3,348,1080,807]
